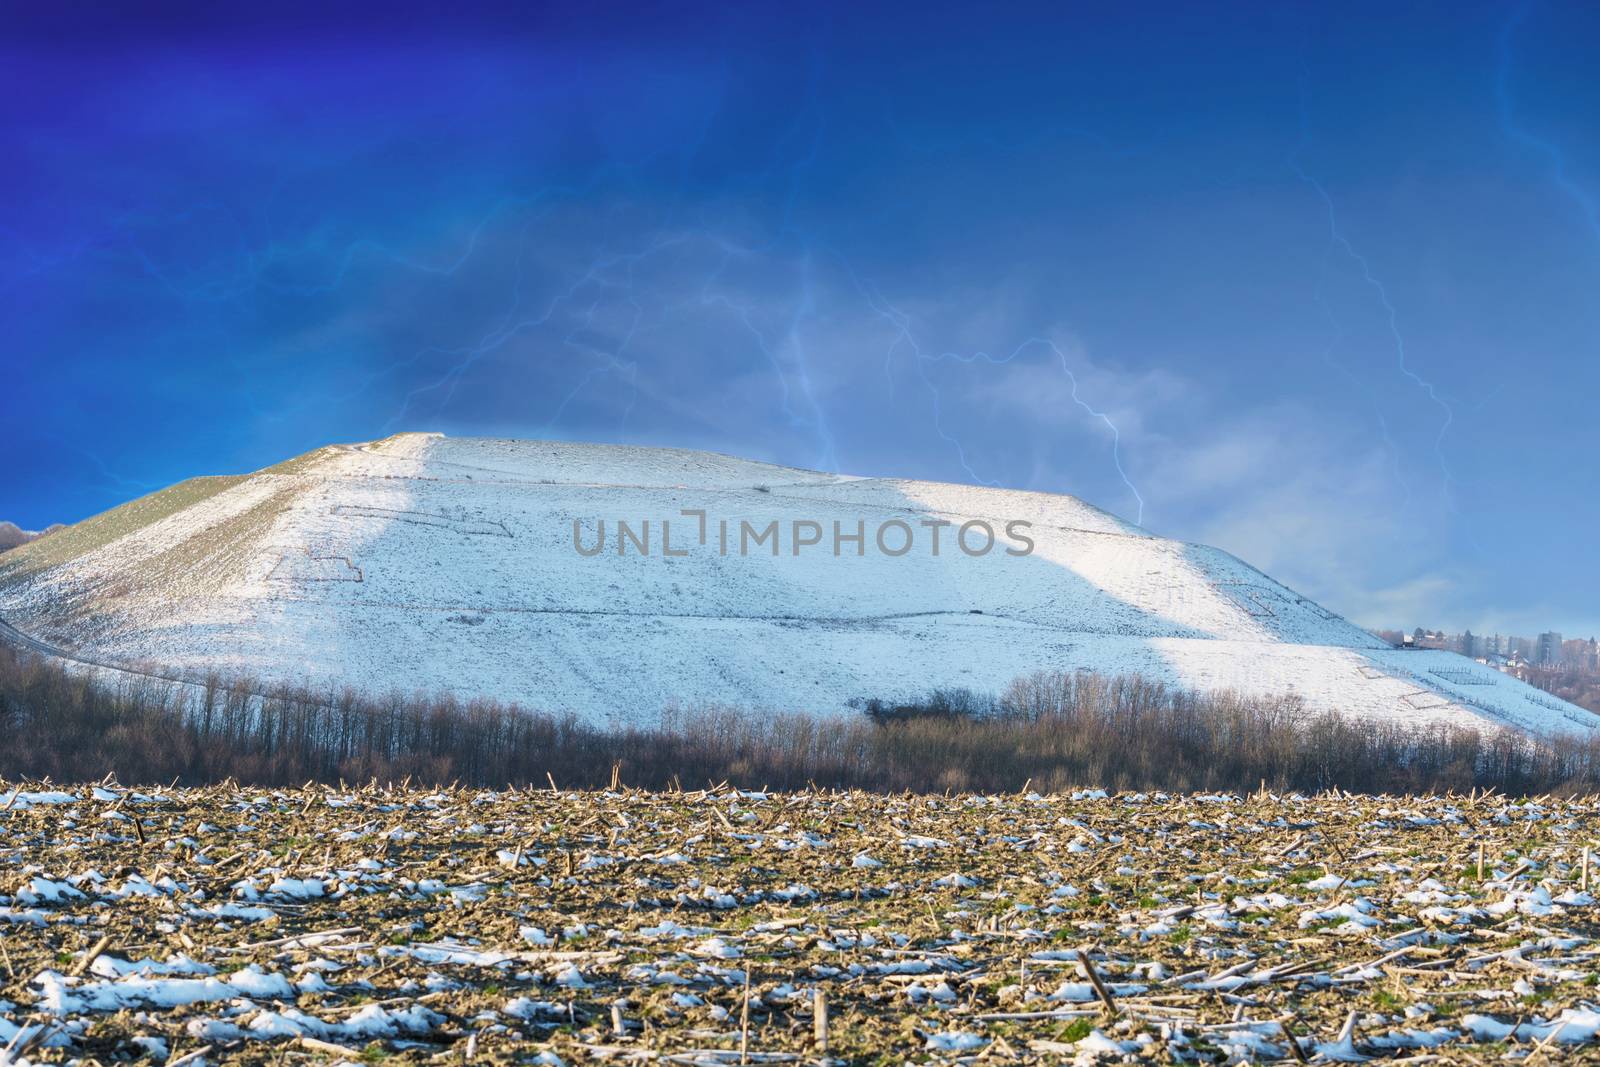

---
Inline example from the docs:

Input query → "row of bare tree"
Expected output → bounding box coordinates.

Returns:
[2,644,1597,794]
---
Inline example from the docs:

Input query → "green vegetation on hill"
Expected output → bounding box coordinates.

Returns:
[0,476,248,585]
[0,444,335,591]
[257,444,342,477]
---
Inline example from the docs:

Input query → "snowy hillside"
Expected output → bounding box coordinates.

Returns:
[0,433,1592,737]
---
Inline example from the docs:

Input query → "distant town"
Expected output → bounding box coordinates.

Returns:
[1373,627,1600,715]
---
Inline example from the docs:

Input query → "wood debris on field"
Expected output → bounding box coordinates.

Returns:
[1,779,1598,1064]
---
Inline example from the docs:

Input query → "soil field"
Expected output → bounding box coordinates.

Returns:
[1,781,1598,1064]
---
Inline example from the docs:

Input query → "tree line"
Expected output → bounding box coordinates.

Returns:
[1,643,1597,795]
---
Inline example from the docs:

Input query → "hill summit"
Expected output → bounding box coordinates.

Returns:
[0,433,1590,736]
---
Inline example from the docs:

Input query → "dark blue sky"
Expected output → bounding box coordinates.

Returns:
[4,1,1599,635]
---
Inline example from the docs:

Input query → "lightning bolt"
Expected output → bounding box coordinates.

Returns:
[848,268,1145,526]
[1496,2,1600,243]
[8,37,1152,526]
[1291,72,1457,507]
[383,235,686,435]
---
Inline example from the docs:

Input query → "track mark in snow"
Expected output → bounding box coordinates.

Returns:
[331,505,512,538]
[268,551,363,582]
[1219,585,1281,619]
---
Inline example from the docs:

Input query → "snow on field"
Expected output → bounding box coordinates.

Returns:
[0,433,1590,736]
[4,783,1600,1062]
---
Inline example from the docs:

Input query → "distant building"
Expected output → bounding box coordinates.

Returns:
[1393,626,1600,681]
[1507,650,1533,680]
[1413,628,1450,651]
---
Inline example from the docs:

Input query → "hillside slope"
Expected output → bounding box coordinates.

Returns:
[1,433,1591,736]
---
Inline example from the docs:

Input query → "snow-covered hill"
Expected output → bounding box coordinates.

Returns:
[1,433,1592,736]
